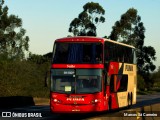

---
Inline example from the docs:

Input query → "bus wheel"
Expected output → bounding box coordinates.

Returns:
[108,96,112,110]
[127,92,132,108]
[130,92,133,106]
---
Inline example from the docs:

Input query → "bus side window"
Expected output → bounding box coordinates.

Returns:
[105,42,113,62]
[117,75,128,92]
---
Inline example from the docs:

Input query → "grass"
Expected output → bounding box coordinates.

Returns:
[33,97,50,105]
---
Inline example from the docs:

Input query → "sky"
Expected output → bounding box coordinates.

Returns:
[4,0,160,70]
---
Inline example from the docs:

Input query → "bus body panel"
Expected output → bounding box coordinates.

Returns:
[123,63,137,104]
[52,64,104,69]
[50,92,107,113]
[50,36,137,113]
[55,36,104,43]
[108,62,137,109]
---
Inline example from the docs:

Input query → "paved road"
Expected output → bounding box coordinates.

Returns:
[0,93,160,120]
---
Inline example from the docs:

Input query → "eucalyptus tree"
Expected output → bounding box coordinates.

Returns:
[109,8,156,89]
[69,2,105,36]
[0,0,29,60]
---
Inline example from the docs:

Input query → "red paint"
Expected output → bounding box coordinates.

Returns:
[55,36,104,43]
[108,62,120,109]
[50,92,104,113]
[108,62,119,75]
[51,37,106,113]
[52,64,104,69]
[50,37,134,113]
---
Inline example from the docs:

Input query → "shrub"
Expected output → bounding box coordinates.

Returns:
[0,60,50,98]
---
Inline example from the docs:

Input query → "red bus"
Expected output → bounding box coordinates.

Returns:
[50,36,137,113]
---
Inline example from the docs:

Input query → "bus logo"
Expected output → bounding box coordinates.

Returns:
[74,101,77,104]
[67,65,75,68]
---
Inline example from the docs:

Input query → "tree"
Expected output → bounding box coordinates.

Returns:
[109,8,156,89]
[27,52,51,64]
[0,0,29,60]
[109,8,143,46]
[151,66,160,84]
[137,74,145,91]
[69,2,105,36]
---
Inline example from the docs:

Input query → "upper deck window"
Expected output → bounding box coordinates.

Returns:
[53,42,102,64]
[105,41,136,64]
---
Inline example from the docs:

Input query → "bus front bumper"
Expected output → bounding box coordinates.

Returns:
[50,103,103,113]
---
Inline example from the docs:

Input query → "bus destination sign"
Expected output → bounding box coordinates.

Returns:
[64,71,75,75]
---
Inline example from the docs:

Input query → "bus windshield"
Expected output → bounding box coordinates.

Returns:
[51,76,102,94]
[52,42,102,64]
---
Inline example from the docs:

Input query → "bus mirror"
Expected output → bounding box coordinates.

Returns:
[103,69,107,75]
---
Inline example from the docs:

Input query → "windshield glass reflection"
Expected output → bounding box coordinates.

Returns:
[51,76,101,94]
[53,43,102,64]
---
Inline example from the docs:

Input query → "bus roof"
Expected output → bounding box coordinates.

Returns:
[55,36,135,49]
[55,36,104,42]
[104,38,135,49]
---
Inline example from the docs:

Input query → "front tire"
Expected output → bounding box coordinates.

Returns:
[108,96,112,110]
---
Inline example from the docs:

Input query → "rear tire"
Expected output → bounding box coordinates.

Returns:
[130,92,133,106]
[128,92,132,108]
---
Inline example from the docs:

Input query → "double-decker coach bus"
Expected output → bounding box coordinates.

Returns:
[50,36,137,113]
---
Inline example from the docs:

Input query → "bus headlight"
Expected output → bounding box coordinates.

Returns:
[91,99,101,104]
[51,98,61,103]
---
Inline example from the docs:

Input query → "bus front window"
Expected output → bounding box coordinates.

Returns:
[53,43,102,64]
[51,76,75,94]
[51,76,102,94]
[76,76,102,94]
